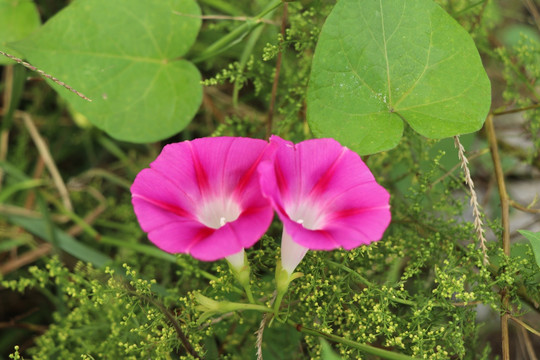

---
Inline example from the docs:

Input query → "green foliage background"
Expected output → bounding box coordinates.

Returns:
[1,0,539,359]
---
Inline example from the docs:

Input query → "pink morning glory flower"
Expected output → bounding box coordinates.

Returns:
[258,135,391,276]
[131,137,276,262]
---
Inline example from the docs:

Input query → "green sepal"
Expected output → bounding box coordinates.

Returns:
[228,251,251,290]
[274,260,303,318]
[275,260,303,294]
[227,251,255,303]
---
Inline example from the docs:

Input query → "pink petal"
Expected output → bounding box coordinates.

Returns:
[131,168,197,223]
[131,137,276,261]
[259,135,391,251]
[144,219,214,254]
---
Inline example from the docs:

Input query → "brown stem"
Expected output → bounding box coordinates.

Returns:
[0,321,47,333]
[492,103,540,116]
[520,326,539,360]
[510,315,540,337]
[125,287,201,359]
[509,199,540,214]
[485,116,510,254]
[19,111,73,211]
[485,114,511,360]
[266,3,288,138]
[524,0,540,32]
[0,243,53,275]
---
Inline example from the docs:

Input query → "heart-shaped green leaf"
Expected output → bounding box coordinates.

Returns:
[518,230,540,268]
[0,0,40,64]
[307,0,491,155]
[11,0,202,143]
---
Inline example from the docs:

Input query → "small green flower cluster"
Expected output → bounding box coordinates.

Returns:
[3,257,205,359]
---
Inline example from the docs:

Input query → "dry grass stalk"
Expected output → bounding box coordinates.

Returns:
[19,111,73,212]
[0,50,92,102]
[255,313,270,360]
[454,135,489,265]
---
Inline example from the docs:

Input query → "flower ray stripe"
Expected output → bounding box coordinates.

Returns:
[308,146,348,198]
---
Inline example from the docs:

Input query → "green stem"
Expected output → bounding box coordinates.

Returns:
[273,289,286,317]
[326,260,373,287]
[326,260,415,306]
[289,320,421,360]
[0,179,46,203]
[192,0,282,63]
[241,303,274,313]
[244,286,255,304]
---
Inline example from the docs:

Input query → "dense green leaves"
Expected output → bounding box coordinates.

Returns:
[307,0,491,155]
[11,0,202,142]
[0,0,40,64]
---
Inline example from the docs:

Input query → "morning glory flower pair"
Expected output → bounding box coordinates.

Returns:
[131,135,391,297]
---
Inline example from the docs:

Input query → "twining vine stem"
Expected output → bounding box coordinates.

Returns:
[485,114,510,360]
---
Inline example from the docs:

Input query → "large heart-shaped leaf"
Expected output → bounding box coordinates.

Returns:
[307,0,491,155]
[0,0,40,64]
[11,0,202,143]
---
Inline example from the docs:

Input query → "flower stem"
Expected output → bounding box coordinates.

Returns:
[241,303,274,313]
[273,289,286,318]
[244,285,255,304]
[289,320,421,360]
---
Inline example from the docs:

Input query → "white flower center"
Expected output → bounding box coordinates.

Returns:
[198,196,241,229]
[287,198,325,230]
